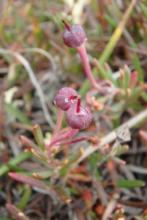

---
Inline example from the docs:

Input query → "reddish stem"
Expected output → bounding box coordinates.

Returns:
[46,128,79,149]
[53,108,64,138]
[77,44,98,90]
[61,136,88,145]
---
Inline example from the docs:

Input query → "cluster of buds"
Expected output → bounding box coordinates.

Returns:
[54,87,92,130]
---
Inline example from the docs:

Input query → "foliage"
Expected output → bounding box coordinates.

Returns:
[0,0,147,219]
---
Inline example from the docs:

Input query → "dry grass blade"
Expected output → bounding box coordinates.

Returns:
[127,165,147,175]
[102,194,119,220]
[0,48,54,128]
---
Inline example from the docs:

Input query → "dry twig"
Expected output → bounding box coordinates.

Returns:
[75,109,147,166]
[0,48,54,128]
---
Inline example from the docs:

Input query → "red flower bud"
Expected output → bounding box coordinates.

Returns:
[54,87,78,111]
[66,102,92,129]
[63,23,86,48]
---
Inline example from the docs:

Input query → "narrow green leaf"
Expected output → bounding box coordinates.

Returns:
[141,92,147,102]
[60,165,69,177]
[0,152,31,176]
[32,124,45,150]
[123,69,130,90]
[88,152,102,172]
[17,185,31,210]
[117,179,145,188]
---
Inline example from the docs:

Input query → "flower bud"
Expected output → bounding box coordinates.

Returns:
[54,87,78,111]
[63,24,86,48]
[66,102,92,129]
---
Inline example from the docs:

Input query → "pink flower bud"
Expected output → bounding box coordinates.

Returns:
[63,23,87,48]
[66,102,92,129]
[54,87,78,111]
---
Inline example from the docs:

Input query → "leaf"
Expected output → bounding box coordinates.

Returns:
[32,170,53,179]
[5,103,30,124]
[0,152,31,176]
[17,185,31,210]
[88,152,102,172]
[141,2,147,17]
[123,68,130,90]
[141,91,147,102]
[32,124,45,150]
[9,172,48,189]
[117,179,145,188]
[9,172,59,204]
[60,165,69,177]
[88,153,101,179]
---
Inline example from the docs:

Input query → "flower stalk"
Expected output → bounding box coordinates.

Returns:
[77,44,99,90]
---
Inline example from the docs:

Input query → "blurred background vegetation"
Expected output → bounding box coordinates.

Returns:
[0,0,147,219]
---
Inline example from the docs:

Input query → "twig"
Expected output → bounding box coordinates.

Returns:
[0,48,54,128]
[118,199,147,209]
[75,109,147,166]
[102,193,119,220]
[127,165,147,175]
[93,179,108,206]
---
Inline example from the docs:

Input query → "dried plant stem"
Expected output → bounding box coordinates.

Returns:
[93,179,108,206]
[0,49,54,128]
[75,109,147,166]
[102,193,119,220]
